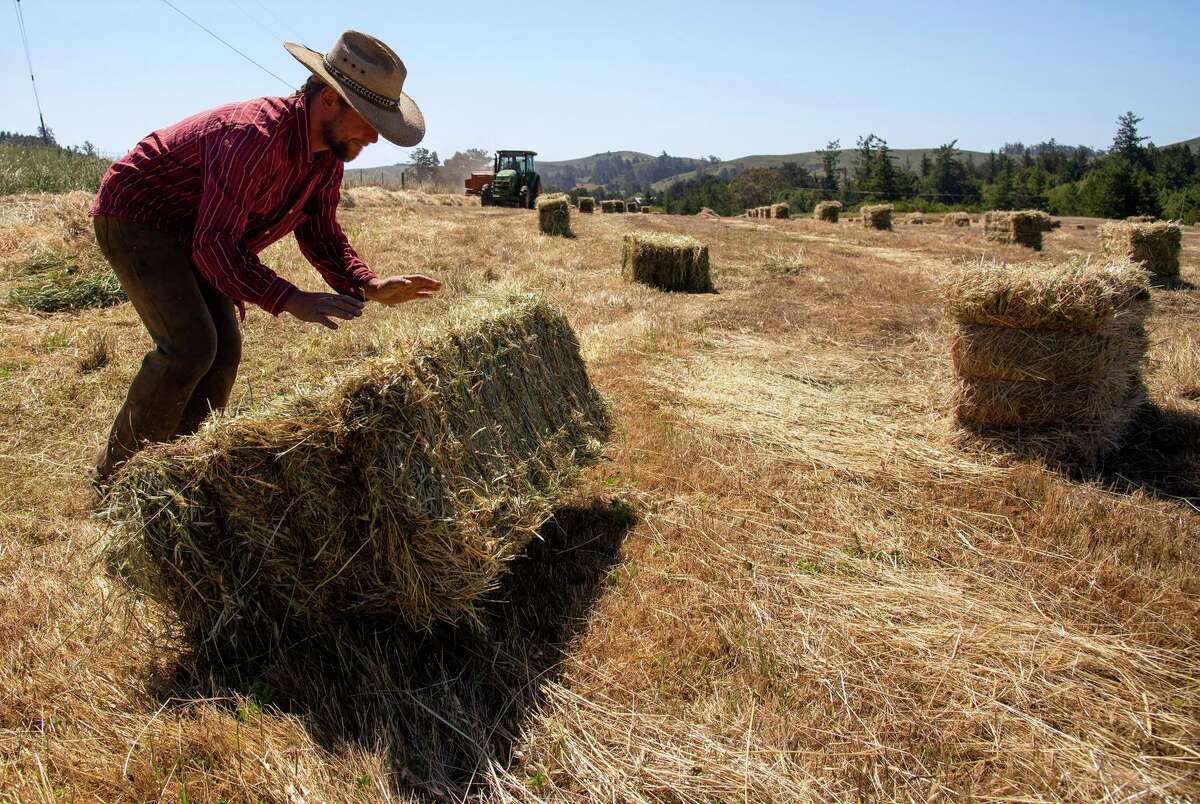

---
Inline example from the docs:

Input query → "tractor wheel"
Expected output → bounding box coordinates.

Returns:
[480,186,492,207]
[526,181,540,209]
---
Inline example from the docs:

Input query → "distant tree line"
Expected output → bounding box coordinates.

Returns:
[566,113,1199,223]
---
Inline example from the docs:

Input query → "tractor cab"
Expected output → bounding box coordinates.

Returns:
[477,150,541,208]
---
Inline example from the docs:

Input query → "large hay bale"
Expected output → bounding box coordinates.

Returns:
[536,193,572,237]
[621,232,713,292]
[943,258,1149,465]
[770,203,790,219]
[943,212,971,227]
[861,204,893,230]
[577,196,595,214]
[983,210,1043,250]
[814,201,841,222]
[1098,220,1182,280]
[105,297,611,648]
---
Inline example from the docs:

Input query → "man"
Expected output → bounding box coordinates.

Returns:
[89,30,441,485]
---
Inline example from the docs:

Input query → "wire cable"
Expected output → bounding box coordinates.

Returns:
[155,0,292,91]
[12,0,49,142]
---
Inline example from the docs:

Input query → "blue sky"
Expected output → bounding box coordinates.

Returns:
[4,0,1198,168]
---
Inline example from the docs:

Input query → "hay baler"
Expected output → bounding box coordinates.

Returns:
[470,150,541,209]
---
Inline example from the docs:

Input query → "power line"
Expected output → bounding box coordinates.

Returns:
[12,0,49,142]
[154,0,292,91]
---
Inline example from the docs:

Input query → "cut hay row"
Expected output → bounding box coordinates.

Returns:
[536,193,573,237]
[1,190,128,312]
[577,196,595,214]
[1098,220,1182,280]
[860,204,893,230]
[105,296,611,649]
[621,232,713,293]
[983,210,1043,250]
[943,258,1150,466]
[943,212,971,227]
[814,201,841,223]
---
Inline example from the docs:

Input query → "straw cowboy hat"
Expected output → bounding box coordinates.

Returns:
[284,30,425,147]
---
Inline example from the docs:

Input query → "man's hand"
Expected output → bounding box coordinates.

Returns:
[282,289,365,330]
[362,274,442,305]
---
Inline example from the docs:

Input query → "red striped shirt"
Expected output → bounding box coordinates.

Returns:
[90,95,375,315]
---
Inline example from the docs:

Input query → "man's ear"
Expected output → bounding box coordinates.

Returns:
[319,85,341,109]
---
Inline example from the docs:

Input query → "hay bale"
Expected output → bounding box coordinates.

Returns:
[621,232,713,292]
[696,207,720,219]
[641,206,651,214]
[535,193,572,237]
[770,203,790,219]
[1098,220,1182,280]
[860,204,893,230]
[105,297,611,647]
[814,201,841,223]
[943,212,971,227]
[600,200,616,213]
[578,197,595,214]
[613,200,627,214]
[984,211,1043,250]
[943,257,1150,465]
[908,212,925,225]
[1126,215,1157,223]
[626,201,640,213]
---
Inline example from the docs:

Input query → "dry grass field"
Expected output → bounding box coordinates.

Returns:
[1,191,1198,800]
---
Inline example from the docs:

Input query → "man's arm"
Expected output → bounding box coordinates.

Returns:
[193,125,298,315]
[294,168,376,297]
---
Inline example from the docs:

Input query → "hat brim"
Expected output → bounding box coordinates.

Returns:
[284,41,425,148]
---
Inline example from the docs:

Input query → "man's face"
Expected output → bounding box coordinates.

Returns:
[319,91,379,162]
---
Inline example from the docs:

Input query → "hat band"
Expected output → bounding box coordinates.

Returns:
[322,55,401,111]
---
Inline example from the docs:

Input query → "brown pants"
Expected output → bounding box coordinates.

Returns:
[93,215,242,478]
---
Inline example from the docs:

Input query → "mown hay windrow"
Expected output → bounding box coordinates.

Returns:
[1099,220,1182,279]
[577,196,595,213]
[621,232,713,292]
[105,296,611,648]
[984,210,1044,249]
[536,192,572,237]
[943,212,971,227]
[814,201,841,222]
[770,203,789,219]
[861,204,893,230]
[943,258,1150,465]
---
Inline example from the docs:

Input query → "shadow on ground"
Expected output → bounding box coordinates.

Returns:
[157,496,635,798]
[1096,402,1200,504]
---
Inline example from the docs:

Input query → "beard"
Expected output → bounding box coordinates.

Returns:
[320,117,363,162]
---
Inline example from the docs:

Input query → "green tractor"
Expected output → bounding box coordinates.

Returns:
[476,150,541,209]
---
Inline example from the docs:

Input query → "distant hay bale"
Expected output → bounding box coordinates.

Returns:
[984,210,1043,250]
[536,193,572,237]
[621,232,713,292]
[1076,224,1087,230]
[1125,215,1157,223]
[627,201,640,213]
[105,296,611,648]
[696,207,720,219]
[1098,220,1182,281]
[641,206,651,214]
[814,201,841,222]
[908,212,925,225]
[770,203,790,219]
[861,204,893,230]
[613,200,627,214]
[578,197,595,213]
[943,212,971,227]
[943,257,1150,466]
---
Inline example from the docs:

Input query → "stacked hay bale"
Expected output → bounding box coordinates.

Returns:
[1027,210,1055,232]
[105,297,611,648]
[943,212,971,227]
[1099,220,1182,283]
[909,212,926,225]
[613,200,627,214]
[861,204,893,230]
[578,196,595,214]
[984,211,1043,250]
[621,232,713,292]
[944,258,1149,466]
[627,201,640,213]
[770,203,790,219]
[600,200,617,213]
[536,193,572,237]
[814,201,841,222]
